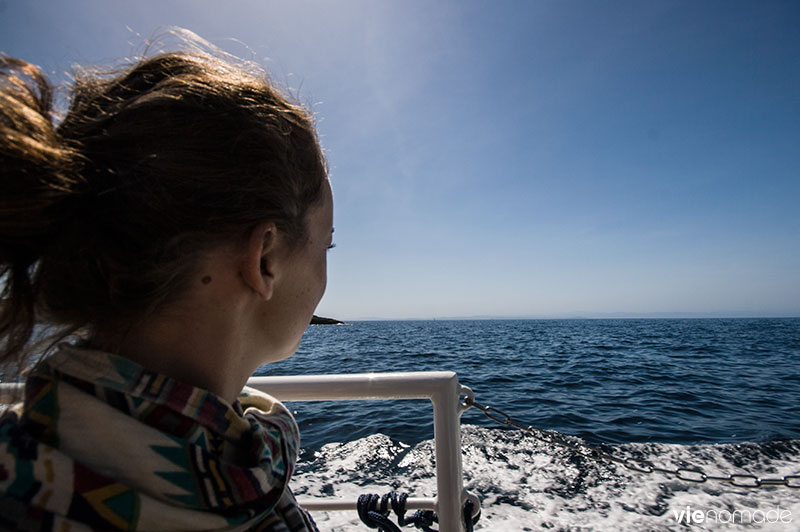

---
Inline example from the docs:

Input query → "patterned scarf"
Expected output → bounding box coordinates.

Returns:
[0,345,318,531]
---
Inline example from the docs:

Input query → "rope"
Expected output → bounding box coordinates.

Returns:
[357,491,479,532]
[357,493,402,532]
[462,499,479,532]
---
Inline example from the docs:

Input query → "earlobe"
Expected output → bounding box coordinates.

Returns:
[241,222,277,300]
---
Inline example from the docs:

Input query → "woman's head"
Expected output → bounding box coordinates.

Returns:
[0,47,328,371]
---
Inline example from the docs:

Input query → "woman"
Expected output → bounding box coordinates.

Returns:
[0,38,330,531]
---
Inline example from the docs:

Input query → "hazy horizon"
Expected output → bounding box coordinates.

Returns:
[320,311,799,321]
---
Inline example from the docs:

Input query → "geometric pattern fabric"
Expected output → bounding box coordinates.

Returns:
[0,344,318,531]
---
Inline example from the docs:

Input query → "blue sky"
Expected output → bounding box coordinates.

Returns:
[2,1,798,319]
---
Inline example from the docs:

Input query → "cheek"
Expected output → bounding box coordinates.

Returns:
[317,254,328,296]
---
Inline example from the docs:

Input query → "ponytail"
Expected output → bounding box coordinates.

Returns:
[0,56,82,371]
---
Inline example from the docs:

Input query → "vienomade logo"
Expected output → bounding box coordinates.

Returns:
[672,505,792,526]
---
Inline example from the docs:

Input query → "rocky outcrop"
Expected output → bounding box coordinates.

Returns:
[310,315,345,325]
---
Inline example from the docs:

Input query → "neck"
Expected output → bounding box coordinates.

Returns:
[108,319,248,403]
[92,270,261,404]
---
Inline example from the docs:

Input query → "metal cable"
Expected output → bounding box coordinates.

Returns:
[462,395,799,489]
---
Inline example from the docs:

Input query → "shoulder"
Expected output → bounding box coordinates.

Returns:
[239,386,300,442]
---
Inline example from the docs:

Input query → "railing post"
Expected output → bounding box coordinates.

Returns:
[431,372,466,532]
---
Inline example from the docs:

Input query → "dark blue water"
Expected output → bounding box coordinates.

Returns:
[256,319,800,450]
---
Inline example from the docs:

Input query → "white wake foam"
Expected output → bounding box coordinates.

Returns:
[292,426,800,531]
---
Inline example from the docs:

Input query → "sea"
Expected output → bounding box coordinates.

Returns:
[256,319,800,531]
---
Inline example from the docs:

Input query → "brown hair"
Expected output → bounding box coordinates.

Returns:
[0,49,327,373]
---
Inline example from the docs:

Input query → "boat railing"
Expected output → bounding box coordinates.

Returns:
[1,371,480,532]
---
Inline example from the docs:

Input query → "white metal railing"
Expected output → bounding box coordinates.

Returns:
[1,372,480,532]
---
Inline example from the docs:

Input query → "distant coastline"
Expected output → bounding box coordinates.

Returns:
[328,312,799,321]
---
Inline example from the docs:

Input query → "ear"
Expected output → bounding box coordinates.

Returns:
[240,221,278,300]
